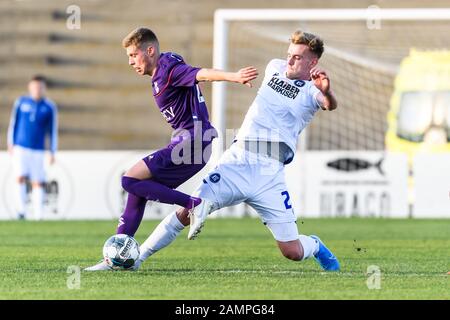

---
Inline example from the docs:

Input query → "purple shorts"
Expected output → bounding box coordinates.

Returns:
[143,135,214,189]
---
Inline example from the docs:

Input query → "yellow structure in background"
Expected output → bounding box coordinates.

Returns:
[386,49,450,162]
[386,49,450,214]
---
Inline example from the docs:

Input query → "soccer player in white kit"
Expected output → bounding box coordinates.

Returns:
[131,30,339,271]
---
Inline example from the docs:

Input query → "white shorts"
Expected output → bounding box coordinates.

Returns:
[195,143,297,228]
[12,146,46,183]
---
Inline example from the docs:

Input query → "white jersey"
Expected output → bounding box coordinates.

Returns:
[236,59,321,154]
[196,60,325,231]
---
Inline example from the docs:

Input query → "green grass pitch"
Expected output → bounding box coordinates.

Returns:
[0,217,448,299]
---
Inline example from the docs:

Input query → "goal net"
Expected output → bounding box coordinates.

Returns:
[213,9,450,151]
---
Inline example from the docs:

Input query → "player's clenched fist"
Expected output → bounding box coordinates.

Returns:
[310,67,330,94]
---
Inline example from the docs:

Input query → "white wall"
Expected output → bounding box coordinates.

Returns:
[287,151,409,218]
[413,153,450,218]
[0,151,447,220]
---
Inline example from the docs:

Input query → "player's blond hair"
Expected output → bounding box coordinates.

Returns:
[290,30,324,58]
[122,27,159,49]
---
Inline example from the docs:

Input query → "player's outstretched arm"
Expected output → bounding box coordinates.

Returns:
[196,66,258,87]
[310,67,338,111]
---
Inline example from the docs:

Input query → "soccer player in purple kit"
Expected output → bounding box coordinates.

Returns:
[85,27,257,270]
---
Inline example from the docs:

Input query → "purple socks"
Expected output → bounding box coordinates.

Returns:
[121,176,194,208]
[116,176,201,236]
[116,193,147,236]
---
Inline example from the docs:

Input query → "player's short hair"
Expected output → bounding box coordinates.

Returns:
[30,74,47,85]
[122,27,159,49]
[290,30,324,59]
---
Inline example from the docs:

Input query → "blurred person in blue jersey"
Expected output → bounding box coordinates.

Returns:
[7,75,58,220]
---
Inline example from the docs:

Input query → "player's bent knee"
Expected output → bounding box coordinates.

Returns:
[124,160,152,180]
[121,176,137,193]
[278,240,304,261]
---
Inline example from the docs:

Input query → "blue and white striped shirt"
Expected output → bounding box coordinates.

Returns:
[7,95,58,153]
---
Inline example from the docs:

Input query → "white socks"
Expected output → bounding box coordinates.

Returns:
[15,182,45,220]
[298,235,320,260]
[32,186,45,220]
[138,211,185,262]
[136,212,320,265]
[15,182,28,216]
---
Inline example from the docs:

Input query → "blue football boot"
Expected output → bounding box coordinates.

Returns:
[310,235,340,271]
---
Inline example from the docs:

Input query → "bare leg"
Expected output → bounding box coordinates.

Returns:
[124,160,152,180]
[277,240,305,261]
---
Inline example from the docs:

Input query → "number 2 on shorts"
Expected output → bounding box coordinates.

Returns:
[281,191,292,209]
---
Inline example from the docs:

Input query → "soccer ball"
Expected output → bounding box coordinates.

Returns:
[102,234,140,270]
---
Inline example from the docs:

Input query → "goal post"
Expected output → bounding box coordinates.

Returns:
[211,8,450,158]
[210,8,450,218]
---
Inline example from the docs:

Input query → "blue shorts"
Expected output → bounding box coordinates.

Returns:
[143,135,214,189]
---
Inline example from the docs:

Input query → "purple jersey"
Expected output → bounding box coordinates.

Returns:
[152,52,214,135]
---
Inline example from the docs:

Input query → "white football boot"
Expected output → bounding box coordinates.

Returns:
[84,258,142,271]
[84,259,112,271]
[187,198,215,240]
